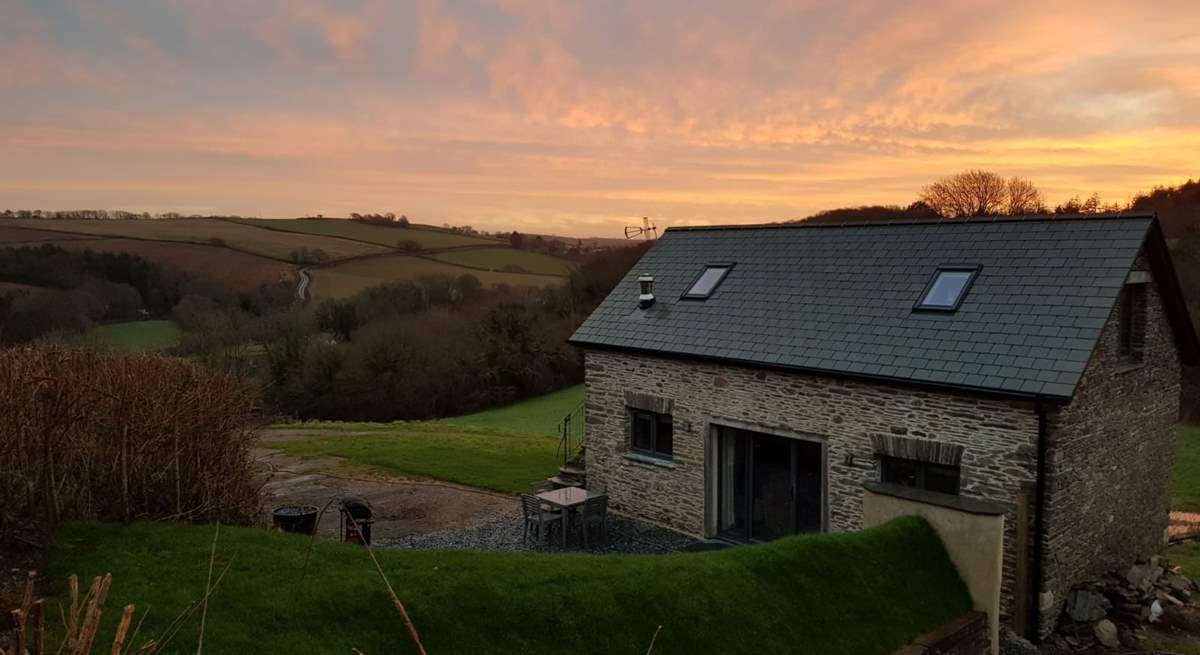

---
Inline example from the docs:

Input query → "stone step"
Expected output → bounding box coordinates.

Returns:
[559,464,586,476]
[548,473,587,489]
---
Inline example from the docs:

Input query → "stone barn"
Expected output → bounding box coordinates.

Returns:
[567,212,1198,639]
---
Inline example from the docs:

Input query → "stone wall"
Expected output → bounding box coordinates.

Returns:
[582,348,1039,616]
[1040,254,1182,635]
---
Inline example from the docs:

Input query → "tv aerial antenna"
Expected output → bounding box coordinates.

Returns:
[625,216,658,240]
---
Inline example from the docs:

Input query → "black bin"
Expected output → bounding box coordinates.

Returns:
[273,505,319,535]
[340,496,374,545]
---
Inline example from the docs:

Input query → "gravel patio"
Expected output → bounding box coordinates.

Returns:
[376,510,698,554]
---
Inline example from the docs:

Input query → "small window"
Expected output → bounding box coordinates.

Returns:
[682,264,733,299]
[1118,283,1147,362]
[629,408,673,459]
[915,266,979,311]
[880,456,960,495]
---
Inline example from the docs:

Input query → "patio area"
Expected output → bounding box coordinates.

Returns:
[375,509,697,554]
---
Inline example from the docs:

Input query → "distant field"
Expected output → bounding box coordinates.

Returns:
[308,254,566,301]
[91,320,182,352]
[1,219,389,261]
[0,224,100,244]
[237,218,498,250]
[26,238,296,292]
[430,247,574,276]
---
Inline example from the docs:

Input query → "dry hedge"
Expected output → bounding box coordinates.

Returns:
[0,345,261,535]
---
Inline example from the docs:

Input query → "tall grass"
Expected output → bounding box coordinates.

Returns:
[0,345,261,537]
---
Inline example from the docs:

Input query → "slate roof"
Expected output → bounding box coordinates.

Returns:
[569,213,1179,400]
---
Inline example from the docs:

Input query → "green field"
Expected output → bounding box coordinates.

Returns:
[45,517,968,655]
[1174,424,1200,512]
[91,320,183,352]
[272,386,581,492]
[270,424,558,494]
[236,218,499,250]
[2,218,389,261]
[1168,425,1200,578]
[308,254,567,302]
[429,247,574,276]
[438,384,582,435]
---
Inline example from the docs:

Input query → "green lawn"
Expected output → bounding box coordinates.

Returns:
[438,385,582,435]
[272,386,583,492]
[1168,424,1200,576]
[45,517,969,655]
[1174,424,1200,512]
[272,425,558,494]
[91,319,182,352]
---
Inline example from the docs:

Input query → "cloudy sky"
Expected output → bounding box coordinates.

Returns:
[2,1,1198,236]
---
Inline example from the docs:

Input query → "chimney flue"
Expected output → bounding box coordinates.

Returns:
[638,275,655,308]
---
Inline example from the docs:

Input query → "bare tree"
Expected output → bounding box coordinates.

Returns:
[920,170,1045,217]
[1006,177,1045,215]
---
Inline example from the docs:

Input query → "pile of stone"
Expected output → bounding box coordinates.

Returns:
[1050,556,1198,651]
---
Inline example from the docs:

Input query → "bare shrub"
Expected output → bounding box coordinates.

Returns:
[0,345,261,535]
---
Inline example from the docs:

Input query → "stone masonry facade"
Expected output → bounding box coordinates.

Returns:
[583,251,1182,632]
[583,348,1039,617]
[1039,254,1181,635]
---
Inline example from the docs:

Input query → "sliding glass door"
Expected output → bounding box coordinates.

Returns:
[716,426,823,541]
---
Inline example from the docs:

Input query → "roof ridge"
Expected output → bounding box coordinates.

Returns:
[665,211,1156,233]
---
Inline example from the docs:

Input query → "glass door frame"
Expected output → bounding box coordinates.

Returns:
[705,420,828,542]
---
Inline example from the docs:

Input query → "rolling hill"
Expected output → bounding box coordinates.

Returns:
[234,218,500,249]
[308,253,567,302]
[0,217,575,302]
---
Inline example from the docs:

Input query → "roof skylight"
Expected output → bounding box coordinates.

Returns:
[682,264,733,299]
[915,267,979,311]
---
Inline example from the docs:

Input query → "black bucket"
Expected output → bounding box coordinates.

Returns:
[273,505,319,535]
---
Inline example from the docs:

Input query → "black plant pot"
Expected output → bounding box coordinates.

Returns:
[273,505,319,535]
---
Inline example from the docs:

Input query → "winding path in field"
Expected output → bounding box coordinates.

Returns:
[296,267,311,303]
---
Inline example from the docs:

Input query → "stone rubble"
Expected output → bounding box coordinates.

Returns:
[1050,555,1198,651]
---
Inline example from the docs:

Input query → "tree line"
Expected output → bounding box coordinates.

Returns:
[0,244,291,346]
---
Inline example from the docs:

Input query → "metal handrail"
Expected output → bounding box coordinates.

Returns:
[556,401,585,467]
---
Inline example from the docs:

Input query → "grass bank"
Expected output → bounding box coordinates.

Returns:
[91,319,182,352]
[46,517,969,655]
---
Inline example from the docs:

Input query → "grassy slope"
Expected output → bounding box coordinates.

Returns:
[273,386,581,493]
[47,517,969,655]
[31,238,296,292]
[1,219,388,261]
[438,384,582,435]
[236,218,498,249]
[429,247,574,276]
[274,425,558,494]
[91,320,183,352]
[308,254,566,301]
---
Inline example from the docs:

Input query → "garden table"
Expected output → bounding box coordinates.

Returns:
[535,486,602,547]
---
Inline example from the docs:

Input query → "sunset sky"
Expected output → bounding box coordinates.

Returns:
[2,1,1198,237]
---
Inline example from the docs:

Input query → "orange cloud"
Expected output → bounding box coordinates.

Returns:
[2,0,1199,237]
